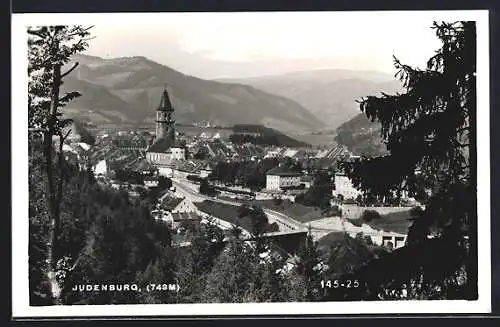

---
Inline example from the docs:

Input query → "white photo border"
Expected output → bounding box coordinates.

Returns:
[11,10,491,317]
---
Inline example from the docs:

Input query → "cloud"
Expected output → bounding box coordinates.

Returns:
[83,11,450,78]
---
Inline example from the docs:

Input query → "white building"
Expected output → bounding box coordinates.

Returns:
[333,174,362,200]
[93,159,107,177]
[283,149,298,158]
[199,164,213,178]
[147,142,186,164]
[264,148,282,159]
[266,167,302,191]
[144,176,159,188]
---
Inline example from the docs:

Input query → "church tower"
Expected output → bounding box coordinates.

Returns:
[155,85,175,142]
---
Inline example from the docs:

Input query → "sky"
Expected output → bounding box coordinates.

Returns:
[79,12,446,79]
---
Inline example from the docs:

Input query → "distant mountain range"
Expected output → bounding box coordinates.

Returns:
[219,69,404,129]
[60,54,325,133]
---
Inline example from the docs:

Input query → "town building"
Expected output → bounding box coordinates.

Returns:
[161,196,197,214]
[333,173,363,200]
[146,86,186,176]
[171,212,203,230]
[199,163,214,178]
[266,166,302,191]
[264,147,282,159]
[153,195,200,229]
[144,176,159,188]
[93,159,108,177]
[300,175,314,189]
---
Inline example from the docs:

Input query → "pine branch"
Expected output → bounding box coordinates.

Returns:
[61,62,79,78]
[27,29,46,38]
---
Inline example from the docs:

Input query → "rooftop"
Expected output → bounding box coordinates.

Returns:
[127,158,157,172]
[267,166,302,177]
[172,212,203,222]
[161,196,185,211]
[147,137,184,153]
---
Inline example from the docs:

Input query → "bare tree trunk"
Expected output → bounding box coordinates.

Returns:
[45,63,62,304]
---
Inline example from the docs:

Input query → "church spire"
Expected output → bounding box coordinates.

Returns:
[158,84,174,112]
[155,83,175,140]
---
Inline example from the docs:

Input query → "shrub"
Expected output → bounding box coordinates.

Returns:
[361,209,381,222]
[409,206,424,218]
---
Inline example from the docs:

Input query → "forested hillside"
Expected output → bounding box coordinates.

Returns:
[334,113,388,157]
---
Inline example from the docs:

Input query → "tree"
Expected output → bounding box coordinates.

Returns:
[361,210,381,222]
[158,176,172,190]
[201,238,259,302]
[295,228,323,301]
[296,170,334,210]
[238,205,269,236]
[339,21,476,299]
[199,179,216,196]
[28,25,93,303]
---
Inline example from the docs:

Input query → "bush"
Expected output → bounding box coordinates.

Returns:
[361,209,381,222]
[349,219,363,227]
[158,176,172,190]
[409,206,424,218]
[187,174,204,183]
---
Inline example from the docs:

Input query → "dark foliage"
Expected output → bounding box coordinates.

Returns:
[361,210,381,222]
[338,21,477,300]
[231,124,310,147]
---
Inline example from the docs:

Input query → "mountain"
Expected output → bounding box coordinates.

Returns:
[59,54,325,133]
[334,113,387,157]
[219,69,403,129]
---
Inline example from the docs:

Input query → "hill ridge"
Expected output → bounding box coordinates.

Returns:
[61,54,324,133]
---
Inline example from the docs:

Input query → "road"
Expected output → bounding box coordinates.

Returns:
[169,178,338,241]
[168,178,408,245]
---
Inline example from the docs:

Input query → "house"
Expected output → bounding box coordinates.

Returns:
[129,158,158,176]
[266,166,302,191]
[199,163,213,178]
[93,159,108,177]
[264,148,282,159]
[283,149,298,158]
[160,196,197,214]
[144,175,159,188]
[300,175,314,189]
[171,211,203,230]
[199,132,212,139]
[333,173,362,200]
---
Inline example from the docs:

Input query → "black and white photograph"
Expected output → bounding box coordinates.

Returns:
[12,10,491,317]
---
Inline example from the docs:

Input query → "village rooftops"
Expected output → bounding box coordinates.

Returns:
[128,158,157,173]
[267,166,302,177]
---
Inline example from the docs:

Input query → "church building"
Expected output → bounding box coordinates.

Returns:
[146,85,186,176]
